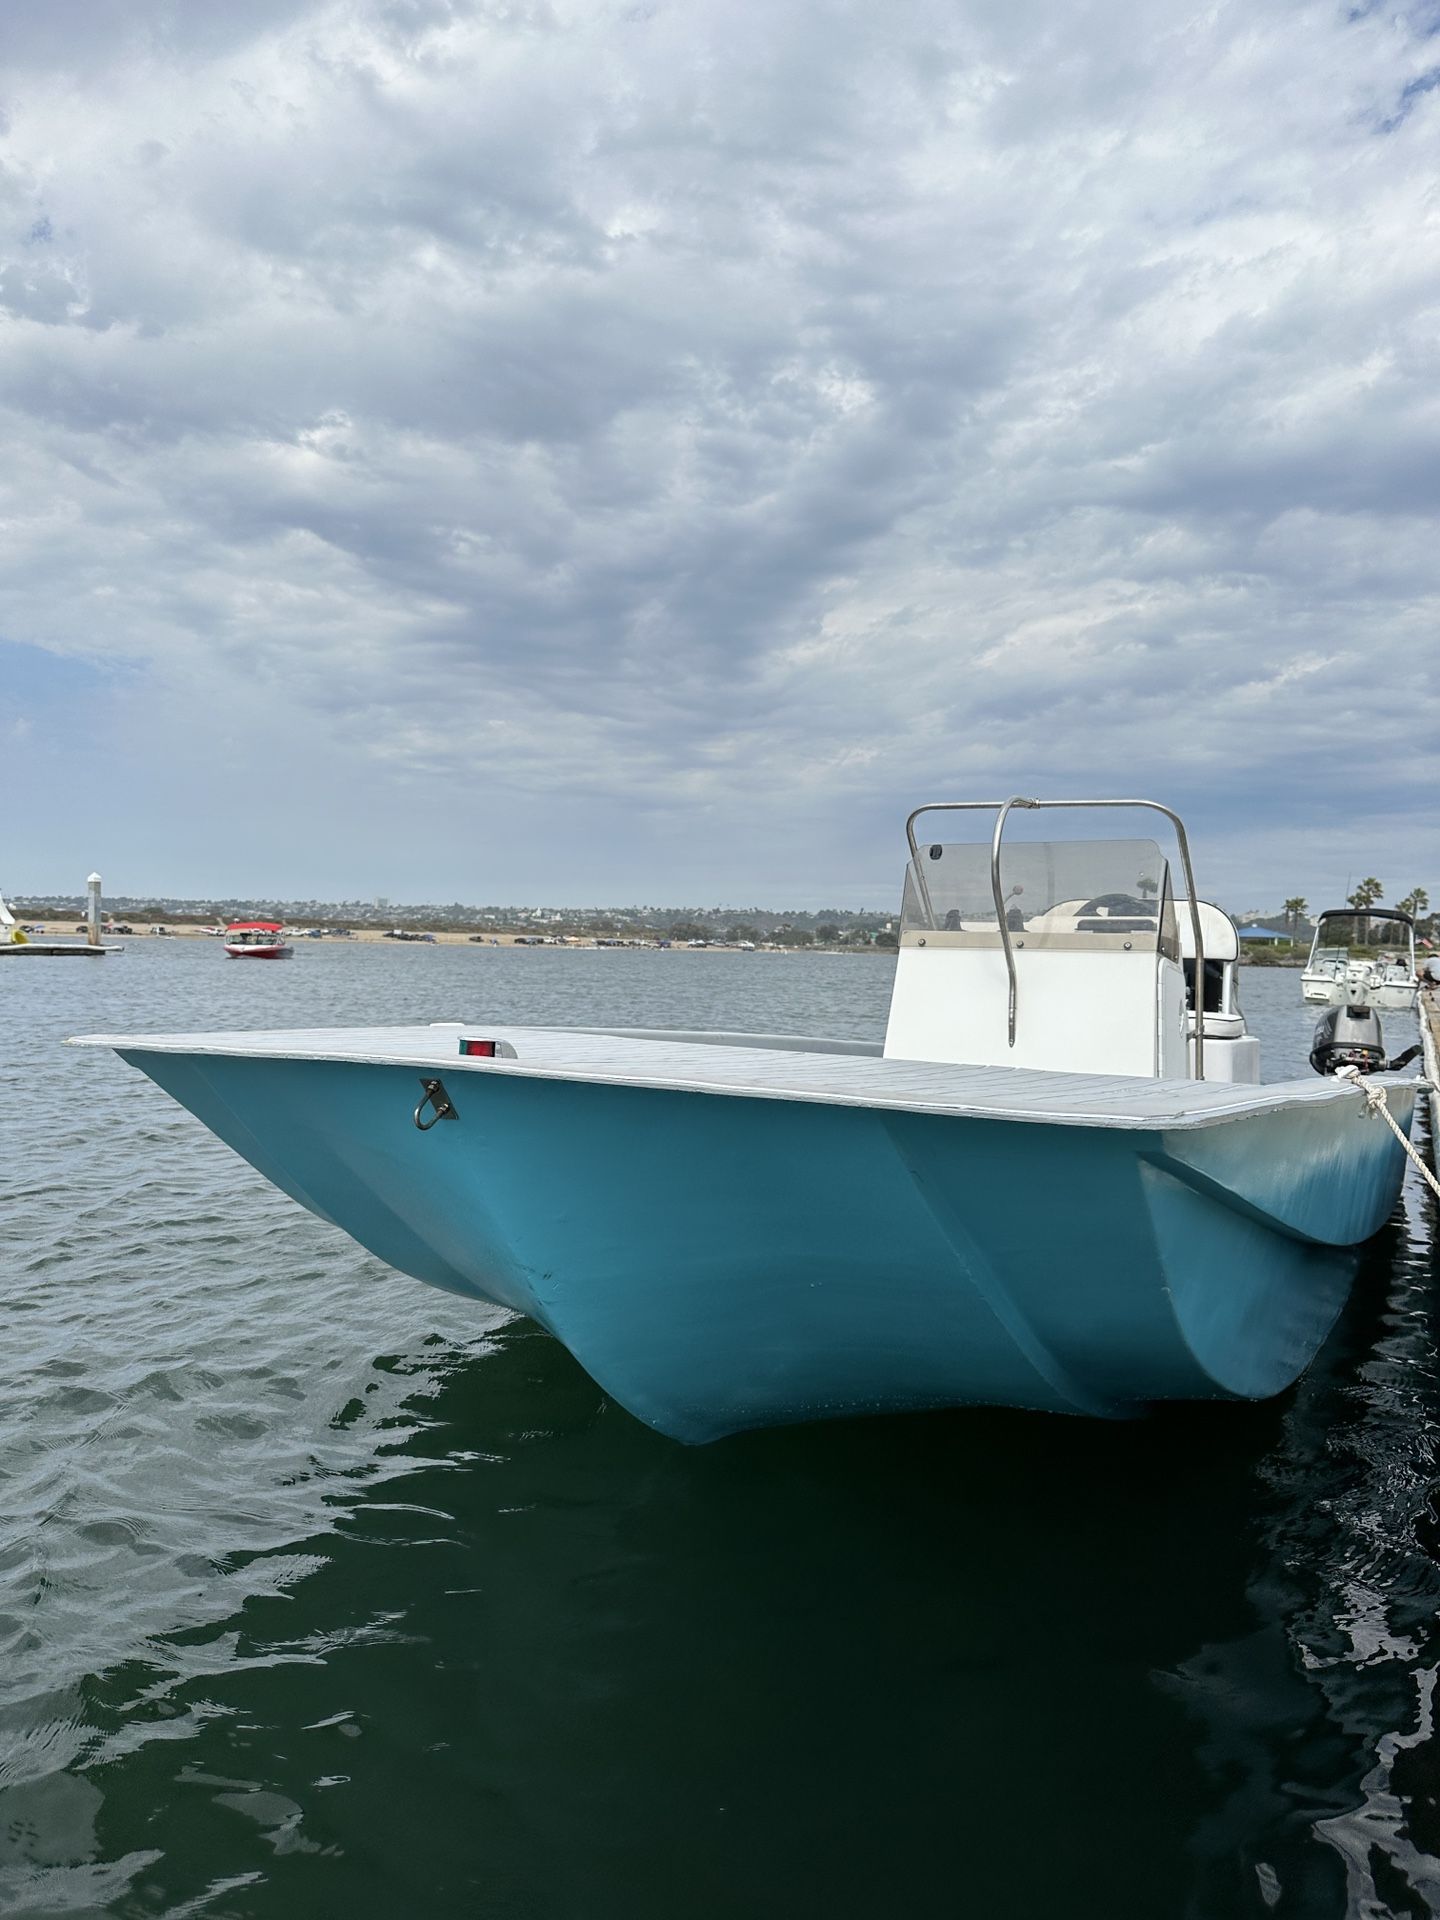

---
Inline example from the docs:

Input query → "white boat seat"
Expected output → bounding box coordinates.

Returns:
[1189,1010,1247,1041]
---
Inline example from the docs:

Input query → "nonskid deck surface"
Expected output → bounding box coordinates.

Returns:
[69,1022,1422,1133]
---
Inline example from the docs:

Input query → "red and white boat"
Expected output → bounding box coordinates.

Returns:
[223,921,292,959]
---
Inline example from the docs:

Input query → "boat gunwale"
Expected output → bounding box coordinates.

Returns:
[66,1024,1427,1134]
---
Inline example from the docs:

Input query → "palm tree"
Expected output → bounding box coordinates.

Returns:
[1397,888,1430,921]
[1283,896,1308,934]
[1347,877,1384,947]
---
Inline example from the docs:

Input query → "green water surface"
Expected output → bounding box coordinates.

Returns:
[1,947,1436,1917]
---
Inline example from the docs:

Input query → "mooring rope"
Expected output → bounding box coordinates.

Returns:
[1335,1066,1440,1203]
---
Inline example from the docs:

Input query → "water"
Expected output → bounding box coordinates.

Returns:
[1,947,1435,1918]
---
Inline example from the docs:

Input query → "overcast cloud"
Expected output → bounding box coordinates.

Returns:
[2,0,1437,908]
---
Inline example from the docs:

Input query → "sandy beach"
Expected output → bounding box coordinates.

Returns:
[13,920,877,952]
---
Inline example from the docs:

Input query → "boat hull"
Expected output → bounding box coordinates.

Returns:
[1370,984,1419,1012]
[109,1047,1416,1443]
[223,944,292,959]
[1302,970,1418,1011]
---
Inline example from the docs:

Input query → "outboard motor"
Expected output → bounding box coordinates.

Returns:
[1310,1003,1423,1076]
[1310,1003,1386,1075]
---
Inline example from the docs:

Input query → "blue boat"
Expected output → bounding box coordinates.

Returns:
[72,798,1422,1442]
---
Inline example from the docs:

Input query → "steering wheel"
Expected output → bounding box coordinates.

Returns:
[1078,893,1155,916]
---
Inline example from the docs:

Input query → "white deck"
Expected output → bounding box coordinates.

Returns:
[69,1022,1424,1133]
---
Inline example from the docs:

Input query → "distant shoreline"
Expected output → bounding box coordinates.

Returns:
[8,920,891,954]
[9,918,1311,962]
[13,913,1325,962]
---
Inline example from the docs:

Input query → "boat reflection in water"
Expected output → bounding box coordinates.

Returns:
[1157,1142,1440,1916]
[75,797,1421,1442]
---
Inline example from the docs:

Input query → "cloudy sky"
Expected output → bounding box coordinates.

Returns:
[2,0,1436,910]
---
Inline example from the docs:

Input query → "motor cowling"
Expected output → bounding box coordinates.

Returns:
[1310,1003,1387,1076]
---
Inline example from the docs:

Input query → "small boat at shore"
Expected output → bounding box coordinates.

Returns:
[75,798,1422,1443]
[223,921,292,960]
[1301,907,1419,1011]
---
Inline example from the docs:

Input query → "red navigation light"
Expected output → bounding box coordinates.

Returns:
[461,1038,498,1058]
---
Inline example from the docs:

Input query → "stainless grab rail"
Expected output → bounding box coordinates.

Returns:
[902,797,1207,1080]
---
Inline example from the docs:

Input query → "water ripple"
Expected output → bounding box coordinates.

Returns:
[1,948,1435,1916]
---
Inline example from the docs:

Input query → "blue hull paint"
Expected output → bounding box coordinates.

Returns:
[119,1051,1416,1443]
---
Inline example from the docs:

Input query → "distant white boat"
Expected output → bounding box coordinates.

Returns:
[1301,908,1419,1011]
